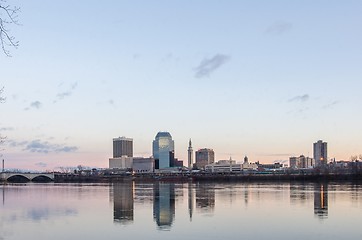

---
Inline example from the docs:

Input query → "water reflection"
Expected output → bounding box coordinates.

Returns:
[113,181,134,224]
[243,184,249,205]
[314,183,328,219]
[188,182,194,221]
[1,182,362,239]
[0,184,78,222]
[195,183,215,212]
[2,184,4,205]
[153,182,175,230]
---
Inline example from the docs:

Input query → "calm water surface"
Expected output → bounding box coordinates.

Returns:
[0,181,361,240]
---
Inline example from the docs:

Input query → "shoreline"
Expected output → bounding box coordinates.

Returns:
[52,172,362,183]
[2,170,361,183]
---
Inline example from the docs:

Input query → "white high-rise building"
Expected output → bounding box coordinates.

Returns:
[188,139,193,169]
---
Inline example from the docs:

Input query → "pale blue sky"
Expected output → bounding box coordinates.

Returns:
[1,0,362,170]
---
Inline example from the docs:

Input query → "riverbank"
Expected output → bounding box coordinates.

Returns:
[53,171,362,183]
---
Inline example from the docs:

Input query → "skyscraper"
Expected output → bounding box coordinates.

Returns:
[313,140,327,167]
[113,137,133,158]
[153,131,175,169]
[188,139,193,169]
[195,148,215,169]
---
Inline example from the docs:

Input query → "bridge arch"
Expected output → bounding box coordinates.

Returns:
[32,175,53,182]
[7,174,31,182]
[1,172,54,182]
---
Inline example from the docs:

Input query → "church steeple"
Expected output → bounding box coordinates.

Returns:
[188,139,193,170]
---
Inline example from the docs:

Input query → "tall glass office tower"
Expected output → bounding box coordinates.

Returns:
[153,132,175,169]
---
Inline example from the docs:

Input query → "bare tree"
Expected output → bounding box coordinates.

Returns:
[0,0,20,56]
[0,87,5,142]
[58,166,73,174]
[0,86,5,103]
[77,165,84,172]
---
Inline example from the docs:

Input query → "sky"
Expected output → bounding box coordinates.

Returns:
[1,0,362,171]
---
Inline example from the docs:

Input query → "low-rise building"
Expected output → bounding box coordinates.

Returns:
[205,158,242,173]
[109,156,133,169]
[241,156,258,170]
[205,160,242,173]
[205,156,259,173]
[133,157,154,173]
[257,162,284,170]
[289,155,314,169]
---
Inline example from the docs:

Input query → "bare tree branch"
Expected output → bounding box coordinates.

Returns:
[0,87,6,151]
[0,86,5,103]
[0,0,20,56]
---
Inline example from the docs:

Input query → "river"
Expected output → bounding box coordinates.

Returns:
[1,181,361,240]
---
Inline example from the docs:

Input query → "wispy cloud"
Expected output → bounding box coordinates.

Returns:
[261,153,294,157]
[266,21,293,35]
[108,99,115,105]
[287,107,309,116]
[194,54,230,78]
[289,94,309,102]
[24,101,42,110]
[7,139,78,154]
[35,162,48,168]
[0,127,14,131]
[56,146,78,152]
[8,140,28,147]
[54,82,78,102]
[25,140,78,154]
[323,101,339,109]
[31,101,42,109]
[56,91,72,100]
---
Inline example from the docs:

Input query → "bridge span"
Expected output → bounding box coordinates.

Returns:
[1,172,54,182]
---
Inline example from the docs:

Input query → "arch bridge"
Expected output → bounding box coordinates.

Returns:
[1,172,54,182]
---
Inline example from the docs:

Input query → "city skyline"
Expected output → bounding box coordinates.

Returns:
[1,0,362,170]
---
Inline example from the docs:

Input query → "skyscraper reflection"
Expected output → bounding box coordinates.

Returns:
[188,182,194,221]
[195,183,215,212]
[314,183,328,219]
[112,182,134,224]
[243,184,250,205]
[2,184,4,205]
[153,182,175,230]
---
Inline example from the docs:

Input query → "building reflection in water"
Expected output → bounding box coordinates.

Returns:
[2,184,4,205]
[188,182,194,221]
[195,183,215,212]
[314,183,328,219]
[153,182,175,230]
[289,183,310,205]
[113,182,134,224]
[243,184,250,205]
